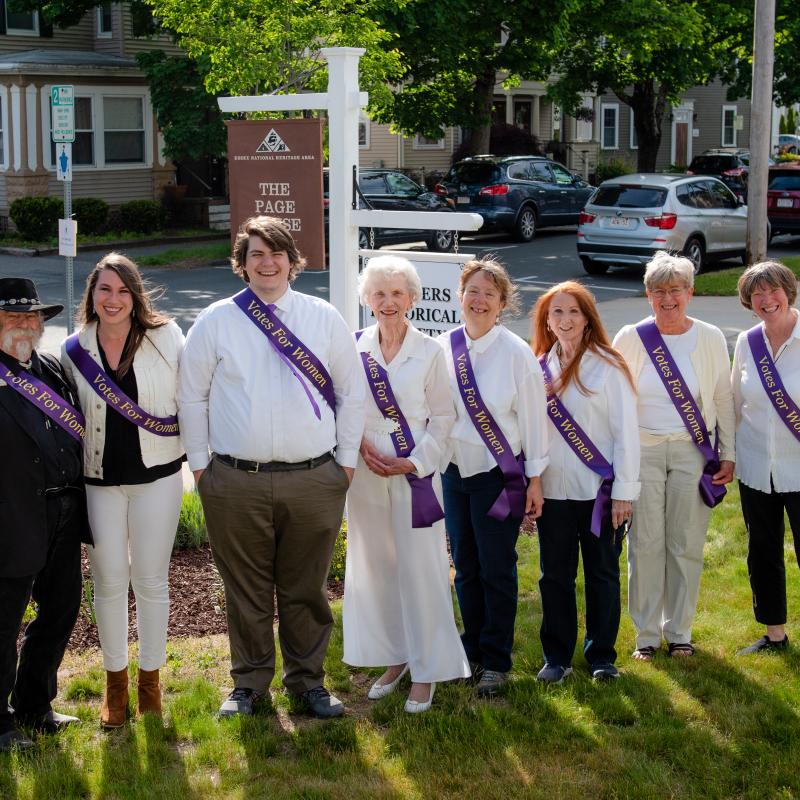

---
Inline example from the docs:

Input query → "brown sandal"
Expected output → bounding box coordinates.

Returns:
[632,646,657,661]
[668,642,695,657]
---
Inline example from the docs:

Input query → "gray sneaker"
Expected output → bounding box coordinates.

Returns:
[536,664,573,684]
[217,687,264,718]
[475,669,508,697]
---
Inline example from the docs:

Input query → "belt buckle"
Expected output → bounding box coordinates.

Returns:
[247,460,261,474]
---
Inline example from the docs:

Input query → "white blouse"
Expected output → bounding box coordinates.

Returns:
[356,323,455,478]
[732,311,800,493]
[437,325,549,479]
[540,348,641,502]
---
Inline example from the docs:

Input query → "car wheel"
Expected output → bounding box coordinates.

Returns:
[427,230,455,252]
[580,257,609,276]
[358,230,370,251]
[514,207,537,242]
[683,236,705,274]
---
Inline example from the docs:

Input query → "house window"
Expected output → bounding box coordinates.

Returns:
[630,110,638,149]
[601,104,618,149]
[413,131,445,149]
[722,105,737,147]
[97,2,113,36]
[50,97,95,166]
[104,96,145,163]
[358,112,369,148]
[5,7,38,34]
[514,100,532,132]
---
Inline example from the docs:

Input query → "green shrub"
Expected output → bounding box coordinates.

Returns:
[175,490,208,549]
[73,197,109,234]
[595,159,635,183]
[776,152,800,163]
[9,196,63,240]
[117,199,166,233]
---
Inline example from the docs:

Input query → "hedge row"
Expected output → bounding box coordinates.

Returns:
[8,196,166,241]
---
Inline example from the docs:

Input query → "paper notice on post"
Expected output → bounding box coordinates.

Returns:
[58,219,77,257]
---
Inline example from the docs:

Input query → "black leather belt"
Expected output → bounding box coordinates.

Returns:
[215,452,334,473]
[44,484,81,494]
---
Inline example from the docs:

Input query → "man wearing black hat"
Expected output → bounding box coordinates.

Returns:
[0,278,91,752]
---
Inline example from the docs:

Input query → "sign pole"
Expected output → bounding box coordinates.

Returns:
[64,179,73,335]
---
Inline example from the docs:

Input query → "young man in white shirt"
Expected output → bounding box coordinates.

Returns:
[178,216,363,718]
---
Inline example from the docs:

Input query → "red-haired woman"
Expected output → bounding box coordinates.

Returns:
[531,281,639,682]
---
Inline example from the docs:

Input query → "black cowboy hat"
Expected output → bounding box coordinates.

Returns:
[0,278,63,321]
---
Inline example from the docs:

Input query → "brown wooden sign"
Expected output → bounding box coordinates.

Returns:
[227,118,325,269]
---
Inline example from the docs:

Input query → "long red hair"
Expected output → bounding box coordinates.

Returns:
[531,281,634,395]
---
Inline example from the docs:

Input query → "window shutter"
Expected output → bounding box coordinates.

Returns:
[0,1,7,35]
[39,10,53,37]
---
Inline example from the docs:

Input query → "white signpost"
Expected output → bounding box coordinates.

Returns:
[51,85,75,333]
[218,48,483,330]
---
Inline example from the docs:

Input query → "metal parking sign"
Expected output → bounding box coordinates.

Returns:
[51,85,75,142]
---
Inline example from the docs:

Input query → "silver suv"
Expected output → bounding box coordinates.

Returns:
[577,173,748,275]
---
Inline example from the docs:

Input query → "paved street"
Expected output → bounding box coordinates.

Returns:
[2,227,800,354]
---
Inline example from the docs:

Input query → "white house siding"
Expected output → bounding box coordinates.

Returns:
[402,127,458,176]
[0,16,94,54]
[46,168,153,203]
[359,120,399,169]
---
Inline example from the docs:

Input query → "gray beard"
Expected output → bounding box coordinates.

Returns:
[1,328,42,362]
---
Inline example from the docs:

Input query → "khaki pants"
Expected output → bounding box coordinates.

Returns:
[199,456,349,693]
[628,439,711,649]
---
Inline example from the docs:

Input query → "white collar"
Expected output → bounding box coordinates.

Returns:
[465,324,502,354]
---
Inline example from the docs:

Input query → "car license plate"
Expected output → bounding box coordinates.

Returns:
[777,198,794,208]
[609,216,631,227]
[457,196,470,204]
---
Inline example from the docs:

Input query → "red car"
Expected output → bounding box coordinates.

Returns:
[768,163,800,238]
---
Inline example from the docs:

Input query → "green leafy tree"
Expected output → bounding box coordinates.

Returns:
[371,0,575,156]
[787,106,797,135]
[549,0,751,171]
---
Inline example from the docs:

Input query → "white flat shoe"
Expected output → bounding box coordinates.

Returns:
[404,682,436,714]
[367,664,409,700]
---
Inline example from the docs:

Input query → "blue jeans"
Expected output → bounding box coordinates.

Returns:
[442,463,521,673]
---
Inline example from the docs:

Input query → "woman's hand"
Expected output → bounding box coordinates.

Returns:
[611,499,632,530]
[360,438,389,476]
[712,460,735,485]
[525,476,544,518]
[377,456,417,476]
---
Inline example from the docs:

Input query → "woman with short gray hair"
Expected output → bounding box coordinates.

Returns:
[343,255,469,713]
[613,251,735,660]
[732,261,800,654]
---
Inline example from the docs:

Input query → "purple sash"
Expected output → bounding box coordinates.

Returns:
[539,356,613,536]
[449,327,527,520]
[355,330,445,528]
[233,288,336,420]
[636,320,726,508]
[64,334,179,437]
[746,323,800,442]
[1,364,85,442]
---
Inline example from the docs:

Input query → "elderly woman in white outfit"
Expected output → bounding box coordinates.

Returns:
[342,255,470,713]
[613,251,735,660]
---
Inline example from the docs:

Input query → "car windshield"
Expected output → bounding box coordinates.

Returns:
[592,185,668,208]
[449,162,501,184]
[769,172,800,191]
[690,156,735,172]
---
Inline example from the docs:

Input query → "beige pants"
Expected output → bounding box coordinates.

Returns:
[199,455,349,693]
[628,439,711,649]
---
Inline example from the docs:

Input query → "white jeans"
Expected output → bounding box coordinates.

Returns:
[86,471,183,671]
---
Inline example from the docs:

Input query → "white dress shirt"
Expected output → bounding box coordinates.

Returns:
[357,323,455,478]
[177,285,364,471]
[539,348,640,502]
[732,310,800,493]
[437,325,549,479]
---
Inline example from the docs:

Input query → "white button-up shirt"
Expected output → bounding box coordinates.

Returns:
[437,325,549,478]
[177,286,364,471]
[732,310,800,493]
[539,348,640,502]
[357,323,455,478]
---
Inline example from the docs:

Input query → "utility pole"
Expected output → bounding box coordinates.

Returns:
[746,0,775,265]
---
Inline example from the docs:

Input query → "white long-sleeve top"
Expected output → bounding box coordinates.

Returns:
[356,323,455,478]
[613,316,736,462]
[437,325,549,479]
[732,311,800,493]
[539,347,640,502]
[177,285,365,471]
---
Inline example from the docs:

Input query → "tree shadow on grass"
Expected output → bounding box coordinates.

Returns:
[29,741,89,800]
[0,751,19,798]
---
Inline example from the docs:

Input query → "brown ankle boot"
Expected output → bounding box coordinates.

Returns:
[137,668,162,717]
[101,667,129,729]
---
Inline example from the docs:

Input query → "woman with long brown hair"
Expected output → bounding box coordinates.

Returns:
[531,281,639,682]
[61,252,185,727]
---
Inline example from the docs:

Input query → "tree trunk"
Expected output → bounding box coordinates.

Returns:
[619,81,668,172]
[465,63,496,156]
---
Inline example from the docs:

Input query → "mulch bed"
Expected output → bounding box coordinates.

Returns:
[65,544,344,653]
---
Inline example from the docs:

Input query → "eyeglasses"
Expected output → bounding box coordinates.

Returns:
[650,287,687,299]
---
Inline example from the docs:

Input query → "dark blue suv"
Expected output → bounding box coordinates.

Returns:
[435,156,593,241]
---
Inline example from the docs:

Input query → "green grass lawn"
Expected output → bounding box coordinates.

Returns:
[137,242,231,268]
[693,255,800,296]
[3,482,800,800]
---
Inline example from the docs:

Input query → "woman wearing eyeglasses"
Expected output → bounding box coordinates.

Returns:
[612,251,735,660]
